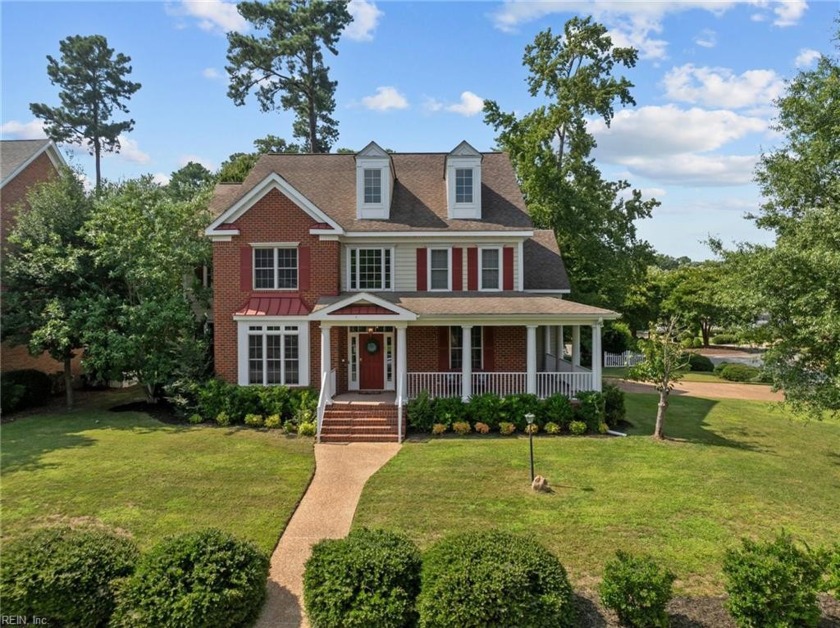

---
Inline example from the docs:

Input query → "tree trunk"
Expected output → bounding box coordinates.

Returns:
[701,321,711,347]
[653,390,668,439]
[64,355,74,410]
[94,139,102,191]
[145,383,157,404]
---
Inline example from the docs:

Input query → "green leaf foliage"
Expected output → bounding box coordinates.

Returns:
[599,550,675,628]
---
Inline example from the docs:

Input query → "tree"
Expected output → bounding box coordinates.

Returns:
[81,178,212,401]
[661,261,731,347]
[628,319,690,439]
[226,0,352,153]
[484,16,657,310]
[167,162,216,202]
[217,134,302,183]
[30,35,141,190]
[1,168,97,408]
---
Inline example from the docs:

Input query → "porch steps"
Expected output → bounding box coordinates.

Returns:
[320,404,404,443]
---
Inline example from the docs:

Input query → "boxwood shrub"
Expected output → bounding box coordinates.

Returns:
[719,364,761,382]
[686,353,715,372]
[417,531,575,628]
[408,390,435,432]
[599,550,675,628]
[0,524,138,627]
[602,382,626,428]
[111,529,268,627]
[435,396,467,427]
[304,528,422,628]
[543,393,574,430]
[467,393,503,430]
[0,369,53,414]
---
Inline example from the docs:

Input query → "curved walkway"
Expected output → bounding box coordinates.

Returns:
[255,442,402,628]
[613,379,784,402]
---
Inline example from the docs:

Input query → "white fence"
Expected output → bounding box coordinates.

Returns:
[603,351,645,368]
[537,372,593,398]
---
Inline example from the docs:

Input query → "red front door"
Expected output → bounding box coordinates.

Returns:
[359,333,385,390]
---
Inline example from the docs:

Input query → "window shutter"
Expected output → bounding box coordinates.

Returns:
[503,246,514,290]
[240,247,252,292]
[416,248,428,291]
[438,327,450,371]
[452,248,463,291]
[467,247,478,291]
[298,246,310,291]
[483,326,495,371]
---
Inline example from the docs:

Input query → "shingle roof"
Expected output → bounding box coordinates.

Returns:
[1,139,52,185]
[523,230,571,291]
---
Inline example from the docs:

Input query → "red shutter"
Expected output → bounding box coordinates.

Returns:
[483,326,495,371]
[416,248,428,292]
[452,248,463,291]
[467,247,478,291]
[503,246,514,291]
[438,326,450,371]
[298,246,310,291]
[240,246,252,292]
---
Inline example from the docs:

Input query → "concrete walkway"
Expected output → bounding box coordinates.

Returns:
[254,442,402,628]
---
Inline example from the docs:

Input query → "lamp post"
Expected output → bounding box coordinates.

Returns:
[525,412,535,482]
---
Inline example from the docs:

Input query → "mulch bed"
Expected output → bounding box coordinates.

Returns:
[109,399,184,425]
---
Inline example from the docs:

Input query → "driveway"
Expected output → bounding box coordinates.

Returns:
[614,379,784,402]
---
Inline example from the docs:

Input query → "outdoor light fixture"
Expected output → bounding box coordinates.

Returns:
[525,412,535,482]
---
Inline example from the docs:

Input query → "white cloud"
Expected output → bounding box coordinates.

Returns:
[446,91,485,117]
[346,0,383,42]
[662,64,784,109]
[694,28,717,48]
[616,154,758,186]
[771,0,807,26]
[202,67,222,80]
[170,0,248,34]
[361,86,408,111]
[0,119,47,139]
[107,135,150,164]
[152,172,171,186]
[178,154,217,170]
[794,48,821,68]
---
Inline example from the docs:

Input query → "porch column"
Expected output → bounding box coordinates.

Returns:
[572,325,581,371]
[557,325,564,364]
[320,324,332,401]
[396,324,407,404]
[461,325,473,401]
[591,321,603,392]
[526,324,537,395]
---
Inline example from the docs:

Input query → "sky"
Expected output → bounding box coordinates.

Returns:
[2,0,837,260]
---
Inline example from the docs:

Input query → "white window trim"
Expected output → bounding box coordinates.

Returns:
[454,168,474,205]
[449,326,483,371]
[237,320,310,387]
[427,247,452,292]
[346,247,395,292]
[363,168,383,205]
[253,246,299,292]
[479,247,502,292]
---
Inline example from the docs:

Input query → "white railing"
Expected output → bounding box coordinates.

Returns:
[472,372,527,397]
[537,372,594,398]
[315,368,336,443]
[604,350,645,367]
[407,372,462,399]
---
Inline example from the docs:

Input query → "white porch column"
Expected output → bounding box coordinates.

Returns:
[396,324,407,403]
[526,324,537,395]
[461,325,473,401]
[557,325,564,364]
[572,325,581,371]
[591,321,603,392]
[320,324,332,401]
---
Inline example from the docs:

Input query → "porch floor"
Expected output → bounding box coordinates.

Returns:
[331,391,397,406]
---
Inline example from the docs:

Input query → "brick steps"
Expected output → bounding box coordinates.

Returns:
[320,404,403,443]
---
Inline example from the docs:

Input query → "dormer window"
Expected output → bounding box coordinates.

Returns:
[364,169,382,204]
[446,141,482,219]
[356,142,391,219]
[455,168,473,204]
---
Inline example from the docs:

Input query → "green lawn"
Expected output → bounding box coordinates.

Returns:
[0,391,315,554]
[353,394,840,595]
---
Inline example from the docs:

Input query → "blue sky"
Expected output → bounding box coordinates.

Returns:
[2,1,836,259]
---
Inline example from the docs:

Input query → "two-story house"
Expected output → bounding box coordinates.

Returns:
[206,141,618,441]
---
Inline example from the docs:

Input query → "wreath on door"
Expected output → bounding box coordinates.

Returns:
[365,338,380,354]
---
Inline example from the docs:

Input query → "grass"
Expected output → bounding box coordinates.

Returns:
[0,390,315,554]
[603,366,766,384]
[353,394,840,595]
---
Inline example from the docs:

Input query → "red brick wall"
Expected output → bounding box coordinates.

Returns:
[1,152,58,254]
[213,188,340,383]
[407,327,440,372]
[406,325,526,373]
[0,342,83,376]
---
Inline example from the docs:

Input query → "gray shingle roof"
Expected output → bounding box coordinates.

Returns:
[1,139,52,184]
[523,230,571,291]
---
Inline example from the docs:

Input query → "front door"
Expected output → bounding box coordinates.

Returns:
[359,333,385,390]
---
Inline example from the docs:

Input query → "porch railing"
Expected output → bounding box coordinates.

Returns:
[406,371,596,400]
[537,372,593,398]
[315,368,336,443]
[472,372,527,397]
[407,372,462,399]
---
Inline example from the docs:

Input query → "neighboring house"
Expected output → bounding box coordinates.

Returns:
[207,141,619,440]
[0,139,82,376]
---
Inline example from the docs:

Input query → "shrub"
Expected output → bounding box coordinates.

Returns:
[283,419,297,434]
[408,390,435,432]
[111,529,267,627]
[474,422,490,434]
[686,353,715,372]
[714,361,730,376]
[264,414,281,429]
[197,378,235,421]
[298,421,316,437]
[603,321,634,354]
[600,550,675,628]
[304,528,421,628]
[215,411,231,426]
[712,333,740,345]
[720,364,761,382]
[417,531,575,628]
[498,421,516,435]
[244,413,264,427]
[467,393,503,430]
[0,369,53,414]
[569,420,587,436]
[544,394,574,429]
[598,422,609,434]
[227,386,263,422]
[525,423,539,435]
[602,382,626,428]
[544,421,561,435]
[452,421,471,436]
[680,337,696,349]
[187,413,204,425]
[431,423,448,436]
[692,337,703,348]
[824,544,840,597]
[1,380,26,415]
[500,393,543,430]
[258,385,290,418]
[435,396,467,427]
[291,389,317,424]
[1,524,139,627]
[575,391,606,432]
[723,532,824,628]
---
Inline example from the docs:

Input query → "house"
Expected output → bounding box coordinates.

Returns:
[206,141,619,441]
[0,139,81,376]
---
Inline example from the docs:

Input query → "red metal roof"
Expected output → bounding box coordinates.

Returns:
[235,297,311,317]
[330,304,398,316]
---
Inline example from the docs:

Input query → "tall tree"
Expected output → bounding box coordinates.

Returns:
[484,17,656,309]
[1,168,97,408]
[661,262,731,347]
[167,161,216,202]
[217,134,302,183]
[30,35,141,190]
[226,0,352,153]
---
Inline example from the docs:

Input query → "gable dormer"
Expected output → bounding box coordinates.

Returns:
[446,140,482,220]
[355,141,392,220]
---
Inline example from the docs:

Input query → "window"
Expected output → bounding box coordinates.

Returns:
[349,248,392,290]
[247,325,300,385]
[455,168,473,204]
[480,248,500,290]
[429,248,450,291]
[363,169,382,204]
[253,247,298,290]
[450,326,483,370]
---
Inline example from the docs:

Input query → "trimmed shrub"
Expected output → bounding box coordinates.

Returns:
[291,389,317,424]
[569,420,588,436]
[111,529,268,628]
[432,423,447,436]
[265,414,281,429]
[500,393,543,430]
[244,413,264,427]
[408,390,435,432]
[712,333,740,345]
[215,411,231,426]
[600,550,675,628]
[544,393,574,429]
[686,353,715,372]
[498,421,516,435]
[719,364,761,382]
[723,532,824,628]
[283,419,297,434]
[258,385,290,418]
[714,361,730,376]
[187,413,204,425]
[602,382,626,428]
[575,391,606,432]
[525,423,539,435]
[1,380,26,415]
[474,422,490,434]
[452,421,471,436]
[1,369,53,414]
[435,396,467,427]
[298,421,317,437]
[417,530,575,628]
[304,528,421,628]
[0,524,139,627]
[467,393,503,430]
[544,421,561,435]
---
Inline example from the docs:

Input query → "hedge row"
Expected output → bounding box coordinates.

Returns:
[1,369,54,415]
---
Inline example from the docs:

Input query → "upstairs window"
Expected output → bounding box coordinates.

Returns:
[480,248,500,291]
[455,168,473,204]
[254,247,298,290]
[429,248,450,291]
[349,248,392,291]
[363,169,382,204]
[450,326,483,370]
